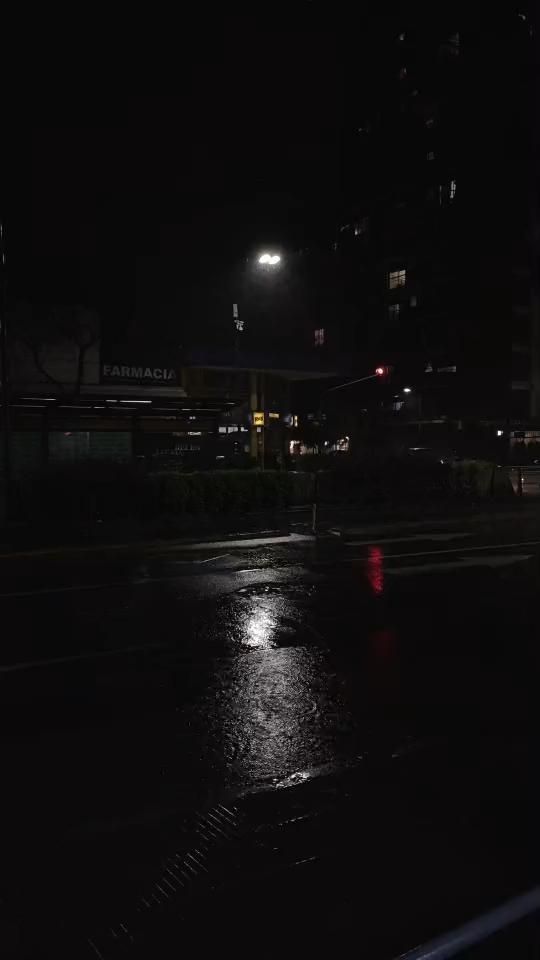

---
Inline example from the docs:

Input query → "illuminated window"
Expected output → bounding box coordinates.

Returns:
[441,32,460,57]
[388,269,406,289]
[388,303,400,320]
[427,150,435,161]
[314,328,325,347]
[398,32,405,41]
[439,181,457,204]
[399,66,407,80]
[410,295,417,307]
[354,217,368,237]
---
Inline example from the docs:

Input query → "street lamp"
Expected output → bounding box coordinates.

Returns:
[403,387,412,393]
[258,252,281,265]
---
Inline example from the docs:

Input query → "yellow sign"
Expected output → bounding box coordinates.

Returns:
[253,411,265,426]
[269,411,280,420]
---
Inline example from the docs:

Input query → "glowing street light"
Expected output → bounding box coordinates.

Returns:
[403,387,412,393]
[258,253,281,265]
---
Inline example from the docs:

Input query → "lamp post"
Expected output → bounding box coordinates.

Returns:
[236,252,282,468]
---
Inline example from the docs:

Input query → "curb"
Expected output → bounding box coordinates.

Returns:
[0,529,309,562]
[326,506,540,541]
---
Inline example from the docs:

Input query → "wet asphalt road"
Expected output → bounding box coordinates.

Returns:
[1,518,540,956]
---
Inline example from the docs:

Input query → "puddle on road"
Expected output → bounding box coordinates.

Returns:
[187,583,377,790]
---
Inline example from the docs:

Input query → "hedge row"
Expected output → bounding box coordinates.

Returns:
[13,458,512,528]
[20,465,314,524]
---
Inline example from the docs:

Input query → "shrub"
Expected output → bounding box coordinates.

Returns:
[11,457,512,532]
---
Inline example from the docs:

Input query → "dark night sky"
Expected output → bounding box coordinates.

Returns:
[5,13,343,346]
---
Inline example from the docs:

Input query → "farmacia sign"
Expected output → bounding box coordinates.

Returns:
[102,364,177,383]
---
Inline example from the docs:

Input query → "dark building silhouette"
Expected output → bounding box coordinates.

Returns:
[335,10,538,431]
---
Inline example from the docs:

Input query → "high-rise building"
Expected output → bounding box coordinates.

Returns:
[336,10,537,427]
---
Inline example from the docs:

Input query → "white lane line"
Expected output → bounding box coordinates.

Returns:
[0,641,171,674]
[0,572,203,599]
[0,580,129,599]
[349,538,540,562]
[196,553,230,564]
[387,554,532,576]
[172,534,313,550]
[346,532,471,546]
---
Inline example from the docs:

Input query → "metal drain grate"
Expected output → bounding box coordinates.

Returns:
[84,803,240,958]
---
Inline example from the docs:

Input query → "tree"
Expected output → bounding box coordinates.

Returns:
[10,304,100,394]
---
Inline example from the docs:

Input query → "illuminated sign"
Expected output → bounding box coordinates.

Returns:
[269,412,280,420]
[102,363,177,383]
[253,411,265,426]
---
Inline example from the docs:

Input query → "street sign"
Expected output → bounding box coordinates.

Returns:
[253,411,265,426]
[233,303,244,331]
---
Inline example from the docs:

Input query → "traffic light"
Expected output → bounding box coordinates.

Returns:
[375,365,393,378]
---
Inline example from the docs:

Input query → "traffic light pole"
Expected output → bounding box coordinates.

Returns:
[327,372,380,392]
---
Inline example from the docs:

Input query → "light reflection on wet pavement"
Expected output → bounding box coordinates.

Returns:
[200,586,355,789]
[0,533,539,955]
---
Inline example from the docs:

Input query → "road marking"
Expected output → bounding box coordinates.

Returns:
[0,572,202,599]
[346,532,471,546]
[387,554,532,576]
[0,580,130,599]
[173,533,313,550]
[349,539,540,561]
[0,641,171,674]
[196,553,230,564]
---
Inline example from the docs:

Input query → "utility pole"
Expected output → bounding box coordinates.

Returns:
[0,220,10,516]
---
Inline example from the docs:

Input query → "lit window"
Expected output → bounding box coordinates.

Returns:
[398,32,405,42]
[388,303,400,320]
[439,180,457,204]
[410,295,417,307]
[354,217,368,237]
[388,269,406,289]
[441,32,460,57]
[399,67,407,80]
[427,151,435,161]
[314,328,325,347]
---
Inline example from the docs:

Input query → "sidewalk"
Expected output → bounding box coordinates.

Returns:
[1,499,539,561]
[320,501,540,540]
